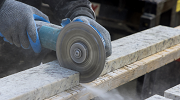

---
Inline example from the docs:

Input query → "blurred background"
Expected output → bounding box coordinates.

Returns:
[2,0,180,100]
[42,0,180,40]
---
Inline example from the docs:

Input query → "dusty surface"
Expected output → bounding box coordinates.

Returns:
[145,95,172,100]
[165,84,180,100]
[46,42,180,100]
[102,26,180,76]
[0,61,79,100]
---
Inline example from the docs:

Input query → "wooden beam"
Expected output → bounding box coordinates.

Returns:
[0,61,79,100]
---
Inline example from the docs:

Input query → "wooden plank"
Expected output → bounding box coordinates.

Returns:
[46,40,180,100]
[0,61,79,100]
[145,95,172,100]
[164,84,180,100]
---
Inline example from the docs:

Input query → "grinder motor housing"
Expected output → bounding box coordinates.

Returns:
[36,21,106,83]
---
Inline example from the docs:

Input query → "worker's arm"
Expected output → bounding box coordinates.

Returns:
[43,0,112,57]
[0,0,49,53]
[16,0,42,9]
[0,0,5,9]
[42,0,95,21]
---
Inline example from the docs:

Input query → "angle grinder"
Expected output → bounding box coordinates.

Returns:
[36,20,106,83]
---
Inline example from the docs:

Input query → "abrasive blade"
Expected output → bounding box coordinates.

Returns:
[56,22,106,83]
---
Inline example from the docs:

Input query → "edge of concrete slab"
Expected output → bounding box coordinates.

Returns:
[145,94,172,100]
[165,84,180,100]
[0,61,79,100]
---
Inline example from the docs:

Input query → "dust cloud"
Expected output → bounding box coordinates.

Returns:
[82,84,124,100]
[82,79,140,100]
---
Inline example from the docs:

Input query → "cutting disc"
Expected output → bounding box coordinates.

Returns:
[56,22,106,83]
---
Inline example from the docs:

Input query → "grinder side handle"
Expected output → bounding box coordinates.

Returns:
[36,21,63,51]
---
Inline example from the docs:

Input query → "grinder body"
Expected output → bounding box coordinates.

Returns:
[36,21,106,83]
[38,25,61,51]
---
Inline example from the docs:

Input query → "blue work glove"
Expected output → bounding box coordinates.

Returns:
[0,0,49,53]
[71,16,112,57]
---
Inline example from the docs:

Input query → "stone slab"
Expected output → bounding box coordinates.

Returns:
[164,84,180,100]
[145,95,172,100]
[3,25,180,100]
[0,61,79,100]
[46,43,180,100]
[102,25,180,75]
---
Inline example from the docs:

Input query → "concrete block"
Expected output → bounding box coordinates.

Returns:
[165,84,180,100]
[0,61,79,100]
[102,26,180,75]
[145,95,172,100]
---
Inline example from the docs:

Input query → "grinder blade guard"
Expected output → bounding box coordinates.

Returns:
[56,22,106,83]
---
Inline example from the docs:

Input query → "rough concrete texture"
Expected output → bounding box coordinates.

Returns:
[165,84,180,100]
[102,25,180,76]
[0,61,79,100]
[46,43,180,100]
[3,25,180,100]
[145,95,172,100]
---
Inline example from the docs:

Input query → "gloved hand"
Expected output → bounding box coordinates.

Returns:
[72,16,112,57]
[0,0,49,53]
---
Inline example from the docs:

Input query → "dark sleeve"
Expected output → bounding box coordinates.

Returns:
[16,0,42,9]
[42,0,95,21]
[0,0,5,9]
